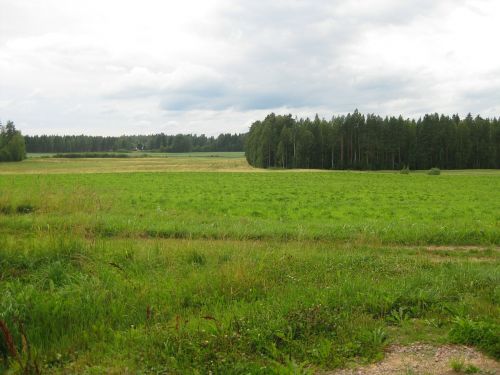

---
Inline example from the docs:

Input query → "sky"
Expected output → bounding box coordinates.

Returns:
[0,0,499,136]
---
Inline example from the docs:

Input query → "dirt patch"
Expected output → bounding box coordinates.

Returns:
[329,344,499,375]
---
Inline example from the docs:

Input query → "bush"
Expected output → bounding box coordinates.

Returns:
[427,167,441,175]
[400,166,410,174]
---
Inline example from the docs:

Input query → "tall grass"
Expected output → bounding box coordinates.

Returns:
[1,237,498,372]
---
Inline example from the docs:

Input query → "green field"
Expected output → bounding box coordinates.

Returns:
[0,157,499,373]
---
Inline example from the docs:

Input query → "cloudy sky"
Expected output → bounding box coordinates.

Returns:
[1,0,499,135]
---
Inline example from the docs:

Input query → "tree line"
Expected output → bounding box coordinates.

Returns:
[0,121,26,162]
[245,111,500,170]
[25,133,246,153]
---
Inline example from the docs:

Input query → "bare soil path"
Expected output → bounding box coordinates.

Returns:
[329,344,499,375]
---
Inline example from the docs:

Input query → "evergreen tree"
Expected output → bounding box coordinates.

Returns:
[0,121,26,162]
[245,111,500,170]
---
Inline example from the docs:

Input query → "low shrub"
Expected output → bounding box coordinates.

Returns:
[400,166,410,174]
[427,167,441,175]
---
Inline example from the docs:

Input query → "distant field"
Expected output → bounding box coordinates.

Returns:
[6,155,500,175]
[2,155,252,174]
[27,151,245,158]
[0,157,499,373]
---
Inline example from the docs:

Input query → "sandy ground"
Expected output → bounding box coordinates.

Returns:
[329,344,499,375]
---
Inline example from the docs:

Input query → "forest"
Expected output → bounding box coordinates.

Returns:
[245,111,500,170]
[24,132,246,153]
[0,121,26,162]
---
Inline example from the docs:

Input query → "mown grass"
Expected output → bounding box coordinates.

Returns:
[0,160,499,373]
[0,171,498,245]
[0,156,252,174]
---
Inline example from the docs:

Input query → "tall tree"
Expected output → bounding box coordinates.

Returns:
[245,111,500,170]
[0,121,26,162]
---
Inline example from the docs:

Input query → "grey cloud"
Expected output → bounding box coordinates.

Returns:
[149,0,462,112]
[0,0,498,135]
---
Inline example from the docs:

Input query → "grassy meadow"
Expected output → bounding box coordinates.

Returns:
[0,155,499,373]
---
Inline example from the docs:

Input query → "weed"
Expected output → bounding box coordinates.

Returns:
[450,358,480,374]
[367,327,388,346]
[0,204,13,214]
[387,307,409,326]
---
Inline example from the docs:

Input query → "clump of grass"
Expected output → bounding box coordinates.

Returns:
[186,250,207,266]
[16,203,35,214]
[450,358,465,372]
[0,204,13,214]
[450,358,480,373]
[427,167,441,175]
[387,307,409,326]
[286,304,339,339]
[0,203,35,214]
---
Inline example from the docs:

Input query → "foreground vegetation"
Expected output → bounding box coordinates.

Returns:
[0,158,498,373]
[1,238,498,373]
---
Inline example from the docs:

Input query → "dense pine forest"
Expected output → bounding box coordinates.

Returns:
[25,133,246,153]
[245,111,500,170]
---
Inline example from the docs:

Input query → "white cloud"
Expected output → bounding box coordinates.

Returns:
[0,0,499,135]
